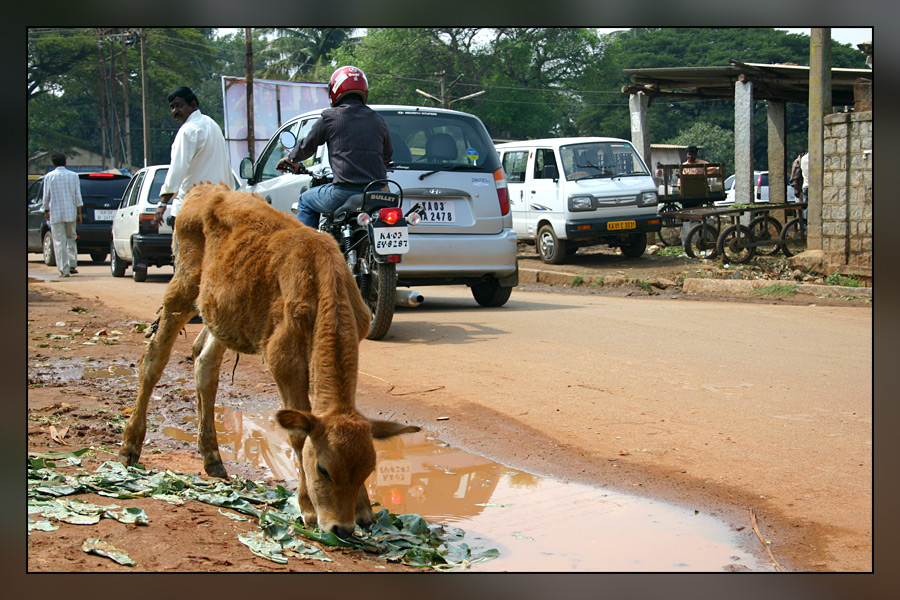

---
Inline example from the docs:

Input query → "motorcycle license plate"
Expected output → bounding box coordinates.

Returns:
[373,226,410,255]
[607,220,636,231]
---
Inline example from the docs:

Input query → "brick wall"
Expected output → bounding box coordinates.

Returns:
[821,104,872,278]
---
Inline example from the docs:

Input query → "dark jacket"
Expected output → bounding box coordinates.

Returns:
[288,96,393,185]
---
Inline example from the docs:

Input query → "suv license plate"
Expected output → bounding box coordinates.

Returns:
[94,209,117,221]
[607,220,636,231]
[373,226,410,255]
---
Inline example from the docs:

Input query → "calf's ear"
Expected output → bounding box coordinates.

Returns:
[275,409,319,437]
[369,419,420,440]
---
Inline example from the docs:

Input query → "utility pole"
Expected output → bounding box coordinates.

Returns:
[245,27,255,162]
[121,33,131,170]
[140,29,149,167]
[97,41,109,170]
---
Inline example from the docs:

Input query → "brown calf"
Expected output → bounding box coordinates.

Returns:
[118,183,419,537]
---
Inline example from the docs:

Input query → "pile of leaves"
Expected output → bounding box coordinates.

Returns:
[27,449,498,570]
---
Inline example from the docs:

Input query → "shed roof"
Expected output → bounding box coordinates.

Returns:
[622,61,871,105]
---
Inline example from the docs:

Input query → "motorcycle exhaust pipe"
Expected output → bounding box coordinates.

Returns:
[394,289,424,307]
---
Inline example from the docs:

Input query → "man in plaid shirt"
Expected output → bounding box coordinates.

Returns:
[42,152,83,277]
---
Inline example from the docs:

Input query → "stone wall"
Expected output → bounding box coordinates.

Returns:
[821,107,872,278]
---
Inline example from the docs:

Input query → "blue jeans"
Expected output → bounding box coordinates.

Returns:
[296,183,365,228]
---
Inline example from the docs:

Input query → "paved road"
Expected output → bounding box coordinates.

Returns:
[27,255,873,570]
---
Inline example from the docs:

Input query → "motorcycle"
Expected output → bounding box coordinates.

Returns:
[286,162,423,340]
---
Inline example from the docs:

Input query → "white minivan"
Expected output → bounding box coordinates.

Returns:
[496,137,661,264]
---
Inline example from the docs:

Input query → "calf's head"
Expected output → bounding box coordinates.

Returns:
[276,408,419,537]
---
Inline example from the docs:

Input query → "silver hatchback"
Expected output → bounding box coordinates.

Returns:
[239,105,518,307]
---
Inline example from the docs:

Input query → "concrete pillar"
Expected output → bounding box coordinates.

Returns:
[629,92,651,169]
[767,100,787,204]
[808,28,832,250]
[734,77,754,205]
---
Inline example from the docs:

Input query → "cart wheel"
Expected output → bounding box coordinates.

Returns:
[684,223,719,260]
[780,217,807,257]
[658,203,682,247]
[748,215,783,256]
[717,224,756,264]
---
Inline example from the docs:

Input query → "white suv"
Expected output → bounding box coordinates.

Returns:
[239,105,519,306]
[110,165,174,282]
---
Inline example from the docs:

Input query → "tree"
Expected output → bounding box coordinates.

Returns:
[664,122,735,176]
[255,28,353,80]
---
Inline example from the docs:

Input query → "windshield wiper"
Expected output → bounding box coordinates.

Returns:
[418,164,481,180]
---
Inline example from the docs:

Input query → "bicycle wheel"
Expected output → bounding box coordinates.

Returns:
[717,224,756,264]
[748,215,783,256]
[684,223,719,260]
[780,217,807,257]
[657,203,682,247]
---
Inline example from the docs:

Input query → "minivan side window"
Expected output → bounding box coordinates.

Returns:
[533,148,557,180]
[502,151,528,183]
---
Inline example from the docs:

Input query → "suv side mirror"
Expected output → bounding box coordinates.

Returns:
[239,157,255,180]
[542,164,558,180]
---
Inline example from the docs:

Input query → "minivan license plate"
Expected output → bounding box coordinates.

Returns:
[607,220,636,231]
[94,209,117,221]
[373,226,410,255]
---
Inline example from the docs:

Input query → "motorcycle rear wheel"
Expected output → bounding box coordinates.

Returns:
[356,246,396,340]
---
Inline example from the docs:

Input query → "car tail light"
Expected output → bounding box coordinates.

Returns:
[88,173,115,178]
[378,207,402,225]
[139,213,158,233]
[494,168,509,216]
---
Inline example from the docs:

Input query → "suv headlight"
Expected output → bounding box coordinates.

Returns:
[640,191,658,206]
[568,195,594,211]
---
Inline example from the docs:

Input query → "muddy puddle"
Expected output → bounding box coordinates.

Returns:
[45,360,768,572]
[163,404,767,572]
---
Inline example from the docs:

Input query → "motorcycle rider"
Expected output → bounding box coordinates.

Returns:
[276,66,393,228]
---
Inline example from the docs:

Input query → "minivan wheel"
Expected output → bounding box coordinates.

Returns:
[619,232,647,259]
[42,231,56,267]
[471,280,513,307]
[90,250,108,264]
[537,224,567,264]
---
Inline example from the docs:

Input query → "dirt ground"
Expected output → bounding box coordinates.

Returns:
[26,246,872,573]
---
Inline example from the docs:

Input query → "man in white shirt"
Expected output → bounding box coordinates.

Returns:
[154,86,232,228]
[42,152,83,277]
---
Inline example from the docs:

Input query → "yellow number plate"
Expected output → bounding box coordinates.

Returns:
[607,220,636,231]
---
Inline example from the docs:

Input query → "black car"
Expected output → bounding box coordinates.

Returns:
[27,171,132,266]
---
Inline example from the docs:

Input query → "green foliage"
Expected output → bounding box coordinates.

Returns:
[665,122,735,175]
[750,283,798,296]
[825,271,862,287]
[28,27,870,173]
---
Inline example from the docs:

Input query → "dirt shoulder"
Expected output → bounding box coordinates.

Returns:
[26,286,422,573]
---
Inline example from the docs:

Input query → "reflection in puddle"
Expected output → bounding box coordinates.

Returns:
[163,406,766,572]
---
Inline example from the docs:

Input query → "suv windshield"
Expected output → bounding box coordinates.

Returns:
[559,142,649,181]
[380,110,501,173]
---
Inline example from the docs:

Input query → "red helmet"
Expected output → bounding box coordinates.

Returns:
[329,66,369,106]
